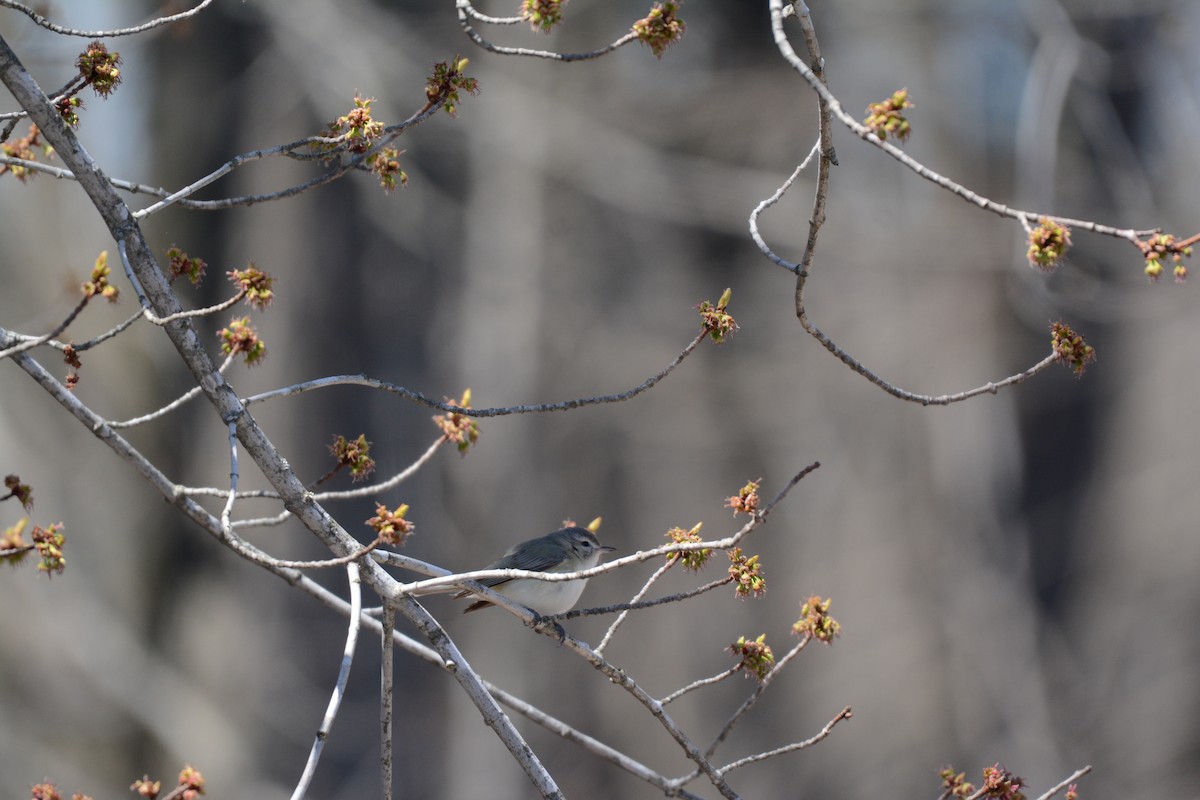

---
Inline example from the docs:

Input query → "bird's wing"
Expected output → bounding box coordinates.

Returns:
[470,540,564,587]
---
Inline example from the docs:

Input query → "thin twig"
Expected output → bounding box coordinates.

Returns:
[131,103,442,218]
[254,538,387,571]
[661,665,742,706]
[747,142,820,273]
[456,0,638,61]
[770,1,1156,243]
[229,510,292,529]
[0,294,89,361]
[144,289,247,325]
[109,353,235,429]
[3,308,145,356]
[0,151,356,211]
[1032,765,1092,800]
[764,3,1069,407]
[289,564,362,800]
[0,76,85,123]
[559,630,740,798]
[73,310,143,352]
[561,576,732,619]
[595,556,675,656]
[715,706,852,776]
[308,437,445,501]
[486,681,708,800]
[380,601,395,800]
[0,0,215,38]
[183,435,443,510]
[459,3,522,25]
[219,421,240,542]
[242,331,708,417]
[704,635,813,758]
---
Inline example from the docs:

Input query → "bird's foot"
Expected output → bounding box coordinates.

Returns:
[531,613,566,645]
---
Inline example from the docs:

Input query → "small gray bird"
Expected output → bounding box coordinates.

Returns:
[455,526,616,615]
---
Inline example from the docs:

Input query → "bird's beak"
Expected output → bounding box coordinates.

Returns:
[600,545,617,552]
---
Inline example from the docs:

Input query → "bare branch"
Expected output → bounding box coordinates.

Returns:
[561,633,740,798]
[109,353,235,429]
[562,575,733,619]
[748,142,820,274]
[380,602,395,800]
[487,681,707,800]
[461,7,521,25]
[715,706,852,776]
[289,563,363,800]
[0,294,89,361]
[755,4,1071,406]
[768,0,1156,243]
[1032,765,1092,800]
[144,289,247,325]
[242,331,708,417]
[456,0,638,61]
[0,0,215,38]
[595,556,675,656]
[131,104,443,218]
[660,665,742,706]
[704,635,813,758]
[182,436,443,510]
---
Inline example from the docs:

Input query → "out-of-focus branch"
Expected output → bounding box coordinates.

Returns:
[759,2,1076,406]
[380,602,395,800]
[456,0,638,61]
[768,0,1156,243]
[133,102,442,218]
[0,101,444,217]
[1032,765,1092,800]
[0,0,215,38]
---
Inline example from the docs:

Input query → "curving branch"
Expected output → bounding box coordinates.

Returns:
[768,1,1156,244]
[241,330,708,417]
[456,0,638,61]
[0,0,215,38]
[109,354,235,429]
[759,1,1080,406]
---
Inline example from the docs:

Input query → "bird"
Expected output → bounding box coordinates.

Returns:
[454,526,616,616]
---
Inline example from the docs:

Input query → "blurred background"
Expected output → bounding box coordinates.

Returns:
[1,0,1198,797]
